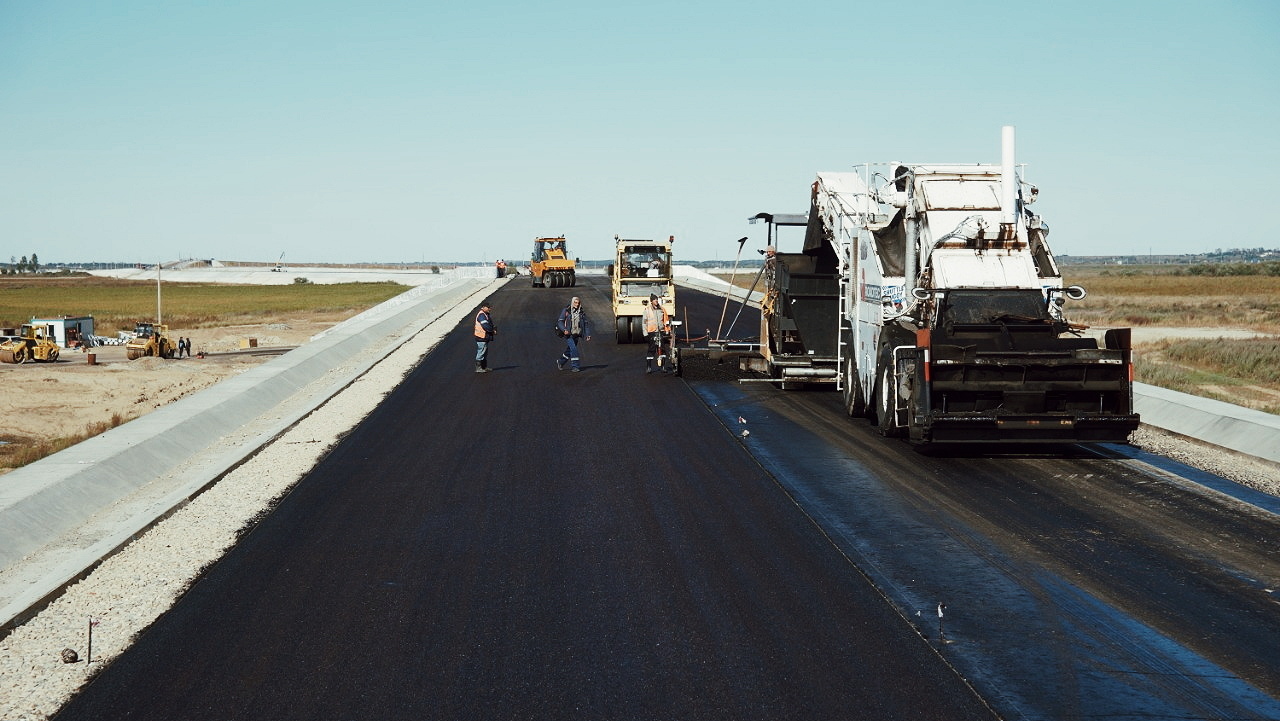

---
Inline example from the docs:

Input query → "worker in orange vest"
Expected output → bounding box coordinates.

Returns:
[642,294,672,374]
[474,302,496,373]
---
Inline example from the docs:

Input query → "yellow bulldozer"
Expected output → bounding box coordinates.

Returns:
[125,322,178,360]
[530,236,577,288]
[0,324,61,364]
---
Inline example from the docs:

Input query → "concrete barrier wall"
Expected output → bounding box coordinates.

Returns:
[1133,382,1280,465]
[89,265,486,286]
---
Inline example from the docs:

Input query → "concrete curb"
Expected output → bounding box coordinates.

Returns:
[1133,382,1280,466]
[674,266,765,309]
[89,265,477,286]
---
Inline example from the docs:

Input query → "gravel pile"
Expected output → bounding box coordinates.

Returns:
[2,343,1277,717]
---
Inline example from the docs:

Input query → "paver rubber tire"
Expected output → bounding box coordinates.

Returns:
[843,355,865,417]
[876,365,898,436]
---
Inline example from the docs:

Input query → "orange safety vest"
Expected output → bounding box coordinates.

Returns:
[643,305,670,334]
[474,310,492,340]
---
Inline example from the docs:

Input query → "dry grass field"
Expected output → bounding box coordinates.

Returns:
[1065,267,1280,332]
[1066,265,1280,414]
[0,276,409,473]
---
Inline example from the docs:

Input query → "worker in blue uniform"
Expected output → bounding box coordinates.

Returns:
[555,296,593,372]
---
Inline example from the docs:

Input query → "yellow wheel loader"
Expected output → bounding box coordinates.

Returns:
[0,324,61,364]
[125,322,178,360]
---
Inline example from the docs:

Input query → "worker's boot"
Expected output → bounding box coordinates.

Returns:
[645,358,653,374]
[475,361,485,373]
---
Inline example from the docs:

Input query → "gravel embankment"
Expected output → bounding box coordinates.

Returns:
[1130,425,1280,497]
[2,358,1277,718]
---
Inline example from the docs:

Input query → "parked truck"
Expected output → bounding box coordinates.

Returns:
[609,235,676,343]
[530,236,577,288]
[744,127,1139,444]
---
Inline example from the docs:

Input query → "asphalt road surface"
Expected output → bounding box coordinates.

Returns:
[54,278,996,720]
[53,277,1280,720]
[689,372,1280,718]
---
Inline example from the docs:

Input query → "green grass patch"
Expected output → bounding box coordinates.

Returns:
[1134,337,1280,415]
[1154,338,1280,384]
[1132,360,1248,408]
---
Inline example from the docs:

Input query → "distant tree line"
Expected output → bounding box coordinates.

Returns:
[1061,246,1278,267]
[3,254,40,274]
[1182,261,1280,277]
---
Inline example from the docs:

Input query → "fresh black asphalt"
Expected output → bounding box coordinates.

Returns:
[53,278,996,720]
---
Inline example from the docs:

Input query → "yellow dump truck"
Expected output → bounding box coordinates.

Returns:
[530,236,577,288]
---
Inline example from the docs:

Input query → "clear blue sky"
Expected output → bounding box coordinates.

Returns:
[2,1,1277,264]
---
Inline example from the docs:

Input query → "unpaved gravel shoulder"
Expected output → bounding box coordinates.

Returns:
[1130,425,1280,498]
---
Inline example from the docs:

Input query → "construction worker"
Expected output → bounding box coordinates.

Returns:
[556,296,593,372]
[643,293,672,374]
[474,302,496,373]
[495,259,507,278]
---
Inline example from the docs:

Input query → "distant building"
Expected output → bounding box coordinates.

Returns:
[29,316,95,347]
